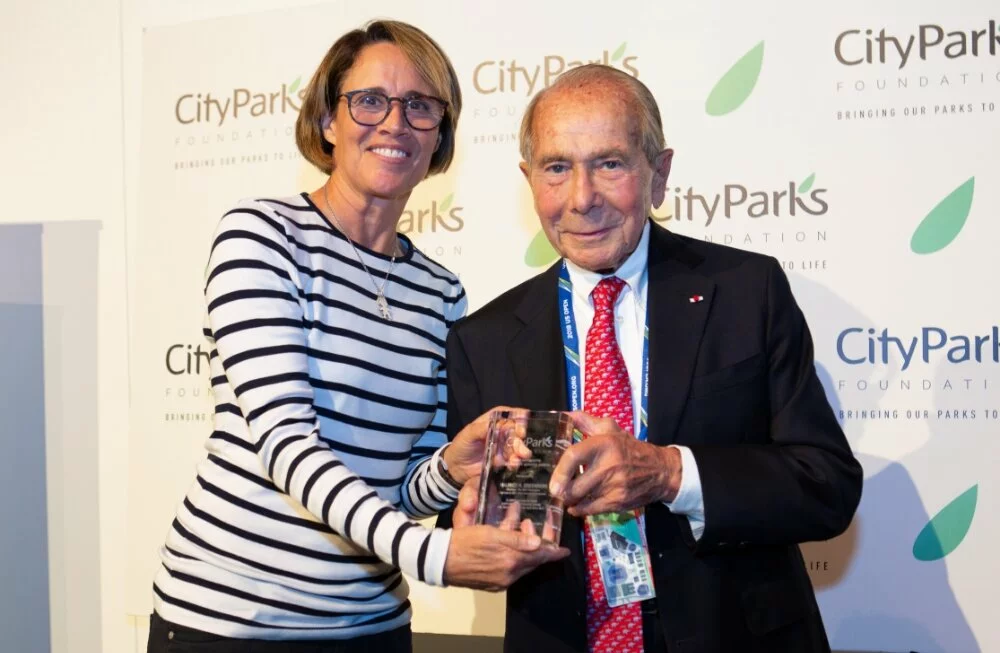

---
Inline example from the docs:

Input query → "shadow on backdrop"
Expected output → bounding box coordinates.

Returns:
[794,273,978,653]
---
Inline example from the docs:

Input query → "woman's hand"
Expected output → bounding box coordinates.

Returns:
[452,475,482,528]
[443,524,569,591]
[442,406,528,486]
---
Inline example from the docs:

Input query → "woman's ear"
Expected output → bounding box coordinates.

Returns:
[322,114,335,147]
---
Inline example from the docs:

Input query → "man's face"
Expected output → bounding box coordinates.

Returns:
[521,83,672,272]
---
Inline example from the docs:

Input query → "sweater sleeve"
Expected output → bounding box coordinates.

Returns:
[398,280,469,518]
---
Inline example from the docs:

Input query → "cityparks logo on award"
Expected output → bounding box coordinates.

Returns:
[171,76,307,171]
[467,42,640,146]
[832,20,1000,122]
[162,341,213,424]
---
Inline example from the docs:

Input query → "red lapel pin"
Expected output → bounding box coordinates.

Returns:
[689,295,704,303]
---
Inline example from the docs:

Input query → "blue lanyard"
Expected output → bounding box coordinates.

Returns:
[558,262,650,442]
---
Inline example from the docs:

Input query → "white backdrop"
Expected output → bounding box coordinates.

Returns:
[126,2,1000,651]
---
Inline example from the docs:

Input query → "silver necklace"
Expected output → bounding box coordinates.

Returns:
[323,184,398,321]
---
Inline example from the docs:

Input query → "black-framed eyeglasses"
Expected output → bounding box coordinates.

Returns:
[337,90,448,131]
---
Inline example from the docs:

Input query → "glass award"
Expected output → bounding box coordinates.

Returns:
[475,409,573,544]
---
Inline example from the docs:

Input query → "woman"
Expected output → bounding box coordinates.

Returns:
[148,20,565,653]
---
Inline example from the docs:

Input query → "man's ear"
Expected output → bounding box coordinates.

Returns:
[519,161,529,180]
[650,148,674,209]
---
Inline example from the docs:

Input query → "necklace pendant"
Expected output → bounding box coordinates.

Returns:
[375,292,392,320]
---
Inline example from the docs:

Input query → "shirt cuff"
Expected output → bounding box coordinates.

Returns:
[423,527,453,587]
[663,445,705,541]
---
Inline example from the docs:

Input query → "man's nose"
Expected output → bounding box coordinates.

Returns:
[570,168,600,213]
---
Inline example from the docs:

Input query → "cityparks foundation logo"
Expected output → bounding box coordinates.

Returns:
[832,325,998,416]
[171,75,308,171]
[163,341,213,423]
[399,193,464,234]
[174,76,306,126]
[835,23,1000,69]
[468,42,640,145]
[399,193,466,261]
[836,326,1000,371]
[654,175,832,273]
[655,175,828,225]
[832,21,1000,122]
[524,173,831,269]
[524,173,830,270]
[472,43,638,96]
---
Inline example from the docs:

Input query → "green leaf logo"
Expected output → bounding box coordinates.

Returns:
[798,173,816,194]
[910,177,974,254]
[289,76,302,94]
[439,193,454,212]
[705,41,765,116]
[913,484,978,561]
[524,229,559,267]
[611,42,627,62]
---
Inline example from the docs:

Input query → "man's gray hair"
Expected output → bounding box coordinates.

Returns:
[518,64,666,166]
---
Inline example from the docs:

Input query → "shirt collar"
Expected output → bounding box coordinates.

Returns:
[564,220,650,305]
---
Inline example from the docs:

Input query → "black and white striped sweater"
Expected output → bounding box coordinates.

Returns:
[153,193,467,639]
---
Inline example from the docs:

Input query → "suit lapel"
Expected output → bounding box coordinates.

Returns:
[508,263,567,412]
[507,262,587,606]
[646,223,715,447]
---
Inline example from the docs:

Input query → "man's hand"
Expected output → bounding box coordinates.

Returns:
[443,525,569,591]
[549,412,683,516]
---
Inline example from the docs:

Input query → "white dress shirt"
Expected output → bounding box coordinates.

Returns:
[564,222,706,540]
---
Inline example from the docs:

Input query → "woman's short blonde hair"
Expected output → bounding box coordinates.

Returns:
[295,19,462,176]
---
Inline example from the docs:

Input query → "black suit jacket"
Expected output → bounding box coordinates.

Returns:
[441,222,863,653]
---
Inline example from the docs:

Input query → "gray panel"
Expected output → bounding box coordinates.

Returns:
[0,224,51,653]
[40,220,103,653]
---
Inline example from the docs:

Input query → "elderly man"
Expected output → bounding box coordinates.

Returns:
[443,64,862,652]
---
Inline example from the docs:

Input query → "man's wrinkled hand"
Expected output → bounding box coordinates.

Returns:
[548,412,683,516]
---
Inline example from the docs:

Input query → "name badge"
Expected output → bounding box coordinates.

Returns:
[586,509,656,607]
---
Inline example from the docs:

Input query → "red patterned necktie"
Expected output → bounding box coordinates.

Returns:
[583,276,643,653]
